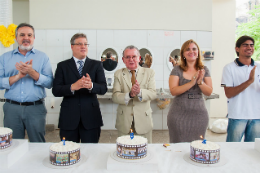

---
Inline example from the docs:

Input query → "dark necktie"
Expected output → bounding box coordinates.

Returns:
[130,70,136,86]
[77,60,83,77]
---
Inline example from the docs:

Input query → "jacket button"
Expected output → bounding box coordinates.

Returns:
[131,113,133,116]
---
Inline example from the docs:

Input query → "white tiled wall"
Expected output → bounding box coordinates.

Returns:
[0,29,212,129]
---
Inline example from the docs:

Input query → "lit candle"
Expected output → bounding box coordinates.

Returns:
[130,129,134,140]
[62,137,65,145]
[200,135,206,144]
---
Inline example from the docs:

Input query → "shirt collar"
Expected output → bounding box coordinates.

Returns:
[73,56,86,64]
[127,66,139,74]
[14,47,36,54]
[234,58,254,66]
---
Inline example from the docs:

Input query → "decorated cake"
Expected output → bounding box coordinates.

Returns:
[116,135,147,159]
[190,140,220,164]
[0,127,13,149]
[49,141,80,166]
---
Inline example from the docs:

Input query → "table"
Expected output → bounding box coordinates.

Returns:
[2,142,260,173]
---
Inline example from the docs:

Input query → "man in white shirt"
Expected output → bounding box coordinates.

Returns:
[221,35,260,142]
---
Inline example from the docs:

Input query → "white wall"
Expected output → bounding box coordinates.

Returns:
[29,0,212,31]
[210,0,235,118]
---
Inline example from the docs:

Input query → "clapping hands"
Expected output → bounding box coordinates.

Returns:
[71,73,92,91]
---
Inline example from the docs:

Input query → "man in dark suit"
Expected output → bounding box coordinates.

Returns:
[102,51,118,71]
[52,33,107,143]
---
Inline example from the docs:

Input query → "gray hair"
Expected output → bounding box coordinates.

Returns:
[122,45,140,57]
[15,23,35,38]
[70,33,87,45]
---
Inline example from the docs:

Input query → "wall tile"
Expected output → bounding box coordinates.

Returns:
[164,31,181,48]
[155,80,164,89]
[197,31,212,48]
[150,101,163,115]
[34,30,46,47]
[45,97,63,114]
[148,47,164,65]
[97,30,114,47]
[46,47,64,64]
[148,30,164,47]
[151,64,164,81]
[35,46,46,53]
[63,30,80,47]
[99,100,113,114]
[181,31,197,45]
[79,30,97,46]
[46,30,64,47]
[46,113,59,129]
[101,113,115,130]
[152,113,163,130]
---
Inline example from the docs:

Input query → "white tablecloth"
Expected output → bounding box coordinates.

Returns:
[2,142,260,173]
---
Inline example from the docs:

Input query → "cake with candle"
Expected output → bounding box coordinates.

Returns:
[116,135,148,159]
[190,140,220,164]
[49,140,80,166]
[0,127,13,149]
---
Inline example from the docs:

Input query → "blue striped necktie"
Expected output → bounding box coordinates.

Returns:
[77,60,84,76]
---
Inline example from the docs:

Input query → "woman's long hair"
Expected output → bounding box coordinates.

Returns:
[144,53,152,68]
[179,39,204,71]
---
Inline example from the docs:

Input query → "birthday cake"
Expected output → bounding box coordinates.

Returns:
[49,141,80,166]
[190,140,220,164]
[0,127,13,149]
[116,135,147,159]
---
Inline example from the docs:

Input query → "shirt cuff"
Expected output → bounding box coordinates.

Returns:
[125,93,131,105]
[70,84,75,94]
[35,73,45,85]
[88,82,93,91]
[137,89,142,101]
[2,77,10,89]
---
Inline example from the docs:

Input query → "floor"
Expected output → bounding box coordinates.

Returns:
[43,129,227,143]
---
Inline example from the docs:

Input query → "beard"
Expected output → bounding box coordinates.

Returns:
[19,44,33,51]
[18,40,33,51]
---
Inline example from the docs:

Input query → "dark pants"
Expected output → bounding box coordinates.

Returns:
[60,120,101,143]
[3,102,47,142]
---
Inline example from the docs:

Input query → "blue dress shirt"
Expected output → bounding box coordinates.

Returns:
[0,48,53,102]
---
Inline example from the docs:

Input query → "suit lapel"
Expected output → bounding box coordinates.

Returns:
[136,67,144,85]
[122,68,132,90]
[68,58,81,78]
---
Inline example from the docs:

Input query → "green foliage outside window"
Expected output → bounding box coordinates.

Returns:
[236,5,260,60]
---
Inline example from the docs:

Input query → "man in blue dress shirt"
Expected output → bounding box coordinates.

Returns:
[0,23,53,142]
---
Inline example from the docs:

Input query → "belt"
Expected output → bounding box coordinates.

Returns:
[188,93,202,99]
[5,99,43,106]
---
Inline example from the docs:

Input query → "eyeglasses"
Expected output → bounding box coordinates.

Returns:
[72,43,90,47]
[124,55,138,60]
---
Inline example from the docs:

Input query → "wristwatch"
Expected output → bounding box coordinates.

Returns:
[198,81,204,85]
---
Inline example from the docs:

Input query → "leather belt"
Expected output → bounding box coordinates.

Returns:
[5,99,43,106]
[188,93,202,99]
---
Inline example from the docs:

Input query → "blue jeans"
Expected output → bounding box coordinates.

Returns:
[226,119,260,142]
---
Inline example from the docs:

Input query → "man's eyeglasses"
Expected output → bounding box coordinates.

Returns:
[124,55,138,60]
[72,43,90,47]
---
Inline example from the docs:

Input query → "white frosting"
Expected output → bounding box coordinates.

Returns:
[0,127,12,136]
[117,135,147,145]
[50,141,80,152]
[191,140,220,150]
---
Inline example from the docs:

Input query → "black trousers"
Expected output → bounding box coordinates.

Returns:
[60,120,101,143]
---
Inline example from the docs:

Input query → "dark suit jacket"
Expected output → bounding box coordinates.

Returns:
[102,59,118,71]
[52,57,107,130]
